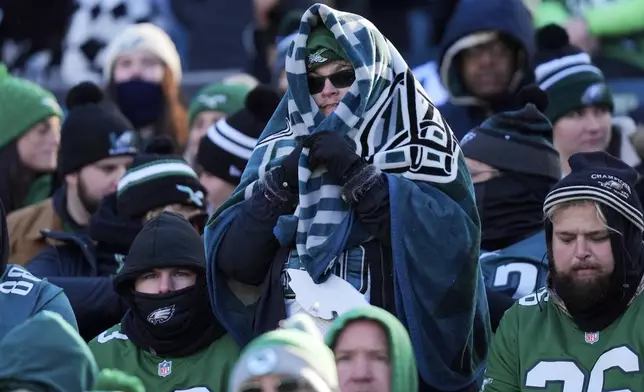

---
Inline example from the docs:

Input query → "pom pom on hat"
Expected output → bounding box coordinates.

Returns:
[145,135,176,155]
[517,84,549,113]
[65,81,105,109]
[245,85,282,123]
[536,24,570,51]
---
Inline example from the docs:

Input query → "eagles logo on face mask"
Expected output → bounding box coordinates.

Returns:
[147,305,176,325]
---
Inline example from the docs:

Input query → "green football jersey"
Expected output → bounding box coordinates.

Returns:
[482,287,644,392]
[89,324,241,392]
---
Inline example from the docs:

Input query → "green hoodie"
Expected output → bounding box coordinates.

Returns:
[0,311,98,392]
[326,307,418,392]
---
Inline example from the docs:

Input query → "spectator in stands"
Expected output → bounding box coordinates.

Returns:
[206,4,488,392]
[271,10,304,95]
[483,152,644,391]
[229,313,339,392]
[196,85,281,213]
[27,142,207,341]
[103,23,188,152]
[326,306,418,392]
[437,0,535,140]
[7,82,138,266]
[0,65,63,214]
[90,212,239,391]
[0,311,97,392]
[533,0,644,78]
[461,87,560,329]
[184,83,251,167]
[0,199,76,340]
[535,25,639,176]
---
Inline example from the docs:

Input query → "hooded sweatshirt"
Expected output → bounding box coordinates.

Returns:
[90,212,239,392]
[0,310,98,392]
[0,198,77,340]
[325,307,418,392]
[437,0,535,139]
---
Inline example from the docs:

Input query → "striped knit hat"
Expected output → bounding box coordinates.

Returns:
[534,24,613,124]
[543,151,644,232]
[197,85,281,185]
[116,156,206,218]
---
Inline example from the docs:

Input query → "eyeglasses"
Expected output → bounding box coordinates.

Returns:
[307,69,356,94]
[239,378,315,392]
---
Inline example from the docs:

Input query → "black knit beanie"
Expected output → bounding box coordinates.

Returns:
[59,82,140,176]
[461,85,561,180]
[196,85,281,185]
[116,154,206,219]
[534,25,613,124]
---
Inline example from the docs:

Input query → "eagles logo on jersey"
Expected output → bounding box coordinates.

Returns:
[147,305,175,325]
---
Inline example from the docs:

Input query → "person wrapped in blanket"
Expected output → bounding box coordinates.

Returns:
[204,4,490,392]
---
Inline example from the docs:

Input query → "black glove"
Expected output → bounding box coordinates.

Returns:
[303,131,366,184]
[281,142,304,189]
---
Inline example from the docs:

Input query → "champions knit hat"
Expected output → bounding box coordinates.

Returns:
[461,85,561,180]
[534,24,613,124]
[0,64,62,149]
[543,151,644,232]
[116,154,206,218]
[228,313,339,392]
[59,82,139,176]
[103,23,181,83]
[197,85,281,185]
[188,83,251,127]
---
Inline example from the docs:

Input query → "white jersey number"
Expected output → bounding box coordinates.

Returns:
[492,262,539,299]
[0,266,41,296]
[525,346,639,391]
[174,388,211,392]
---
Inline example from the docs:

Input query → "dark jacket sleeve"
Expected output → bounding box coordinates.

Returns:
[217,185,296,286]
[27,246,124,340]
[353,174,391,246]
[485,287,515,332]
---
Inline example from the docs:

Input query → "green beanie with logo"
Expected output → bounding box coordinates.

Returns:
[305,26,349,71]
[188,83,251,127]
[0,64,63,148]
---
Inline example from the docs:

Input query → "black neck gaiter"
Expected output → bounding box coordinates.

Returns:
[121,280,225,357]
[475,173,554,251]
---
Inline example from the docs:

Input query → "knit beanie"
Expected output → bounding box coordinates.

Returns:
[229,313,339,392]
[116,154,206,219]
[188,83,251,127]
[0,64,62,148]
[197,85,281,185]
[543,151,644,232]
[534,24,613,124]
[305,26,349,70]
[58,82,140,176]
[102,23,181,83]
[461,85,561,180]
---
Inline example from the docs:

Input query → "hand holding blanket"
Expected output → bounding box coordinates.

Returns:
[303,131,365,183]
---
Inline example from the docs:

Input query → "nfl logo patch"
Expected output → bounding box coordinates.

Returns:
[158,360,172,377]
[584,331,600,344]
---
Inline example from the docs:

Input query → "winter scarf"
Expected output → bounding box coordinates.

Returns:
[205,4,487,390]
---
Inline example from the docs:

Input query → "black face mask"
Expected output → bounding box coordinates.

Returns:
[121,279,226,357]
[115,79,165,129]
[474,174,554,251]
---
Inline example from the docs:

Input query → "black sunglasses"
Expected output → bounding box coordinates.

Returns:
[307,69,356,94]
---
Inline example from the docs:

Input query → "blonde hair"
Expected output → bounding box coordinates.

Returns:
[546,200,618,234]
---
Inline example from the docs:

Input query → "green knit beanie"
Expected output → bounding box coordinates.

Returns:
[0,64,63,148]
[228,314,338,392]
[188,83,251,127]
[305,26,349,70]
